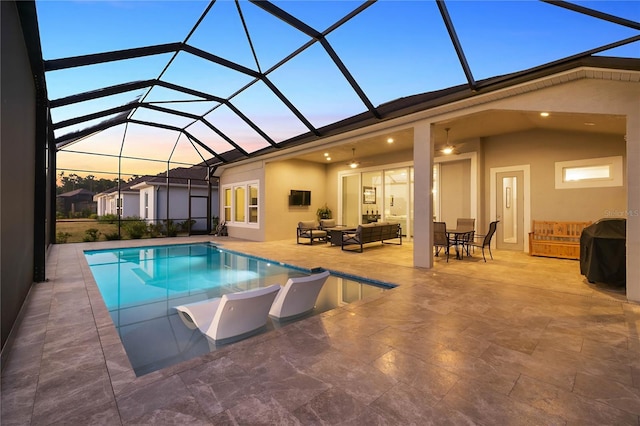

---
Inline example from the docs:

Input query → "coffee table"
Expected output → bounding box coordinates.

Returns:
[326,226,357,247]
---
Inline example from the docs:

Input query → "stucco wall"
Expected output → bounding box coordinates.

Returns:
[264,159,327,241]
[483,128,626,223]
[1,1,37,349]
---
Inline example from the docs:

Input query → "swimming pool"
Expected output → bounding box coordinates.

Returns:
[85,242,392,376]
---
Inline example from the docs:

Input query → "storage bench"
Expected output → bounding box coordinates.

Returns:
[528,220,591,260]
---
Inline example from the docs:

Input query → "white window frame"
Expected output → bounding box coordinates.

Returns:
[221,180,259,228]
[555,156,623,189]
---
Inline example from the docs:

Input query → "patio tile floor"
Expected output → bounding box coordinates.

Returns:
[2,236,639,425]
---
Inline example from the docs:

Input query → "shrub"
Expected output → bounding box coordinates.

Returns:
[56,231,72,244]
[56,211,66,219]
[83,228,100,242]
[177,219,196,233]
[164,219,178,237]
[89,213,98,220]
[104,231,120,241]
[148,222,163,238]
[123,217,147,239]
[98,214,118,224]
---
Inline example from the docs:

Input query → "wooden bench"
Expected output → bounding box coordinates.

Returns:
[341,222,402,252]
[528,220,591,260]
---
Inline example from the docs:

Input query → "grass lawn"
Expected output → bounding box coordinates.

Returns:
[55,219,193,243]
[56,219,120,243]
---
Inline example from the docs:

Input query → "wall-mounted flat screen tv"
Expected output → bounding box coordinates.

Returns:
[289,190,311,206]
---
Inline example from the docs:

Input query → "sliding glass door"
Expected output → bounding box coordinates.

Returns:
[339,165,414,239]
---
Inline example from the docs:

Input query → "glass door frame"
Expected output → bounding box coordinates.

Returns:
[337,160,414,239]
[489,164,531,252]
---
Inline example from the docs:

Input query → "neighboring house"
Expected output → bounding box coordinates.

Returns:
[214,57,639,298]
[93,167,219,233]
[93,177,146,218]
[56,188,96,217]
[131,166,219,233]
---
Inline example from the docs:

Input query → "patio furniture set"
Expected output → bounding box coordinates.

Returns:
[434,218,499,262]
[297,219,402,252]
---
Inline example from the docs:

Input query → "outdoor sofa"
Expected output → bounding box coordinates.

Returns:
[341,222,402,252]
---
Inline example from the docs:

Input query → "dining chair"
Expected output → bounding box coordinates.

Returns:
[456,218,475,232]
[469,220,499,262]
[433,221,451,262]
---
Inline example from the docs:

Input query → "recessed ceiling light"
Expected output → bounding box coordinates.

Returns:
[540,112,550,117]
[387,138,394,143]
[326,157,331,161]
[323,152,329,157]
[584,122,595,126]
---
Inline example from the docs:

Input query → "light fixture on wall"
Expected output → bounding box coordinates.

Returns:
[348,148,359,168]
[442,128,455,155]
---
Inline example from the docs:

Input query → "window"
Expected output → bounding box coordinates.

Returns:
[235,186,245,222]
[249,184,259,223]
[116,197,123,216]
[221,181,259,227]
[144,192,149,219]
[223,188,232,222]
[555,156,623,189]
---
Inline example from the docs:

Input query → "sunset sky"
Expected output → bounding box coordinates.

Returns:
[36,1,639,179]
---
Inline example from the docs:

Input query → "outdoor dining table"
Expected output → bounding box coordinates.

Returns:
[446,229,474,259]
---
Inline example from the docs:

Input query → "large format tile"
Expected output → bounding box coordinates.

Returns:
[2,237,638,425]
[510,374,637,425]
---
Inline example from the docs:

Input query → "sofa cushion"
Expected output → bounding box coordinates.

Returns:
[298,221,318,230]
[319,219,336,228]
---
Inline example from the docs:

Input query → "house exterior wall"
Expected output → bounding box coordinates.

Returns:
[1,0,37,349]
[121,193,140,218]
[143,185,215,231]
[264,159,327,241]
[485,77,639,300]
[95,196,108,216]
[217,73,640,301]
[483,128,626,223]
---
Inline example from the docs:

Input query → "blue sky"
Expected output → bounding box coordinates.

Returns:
[35,0,639,177]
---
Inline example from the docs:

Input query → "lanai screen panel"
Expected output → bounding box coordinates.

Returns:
[34,0,639,172]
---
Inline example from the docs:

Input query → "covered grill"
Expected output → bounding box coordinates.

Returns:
[580,218,626,287]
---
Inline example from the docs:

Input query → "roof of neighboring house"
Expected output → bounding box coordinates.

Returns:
[94,176,148,197]
[57,188,95,198]
[93,166,213,196]
[130,166,214,189]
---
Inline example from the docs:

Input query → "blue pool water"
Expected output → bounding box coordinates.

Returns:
[85,243,392,376]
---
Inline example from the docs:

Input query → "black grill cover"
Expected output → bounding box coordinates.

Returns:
[580,218,626,286]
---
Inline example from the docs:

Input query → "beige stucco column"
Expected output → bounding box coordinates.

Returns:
[413,122,434,268]
[626,110,640,302]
